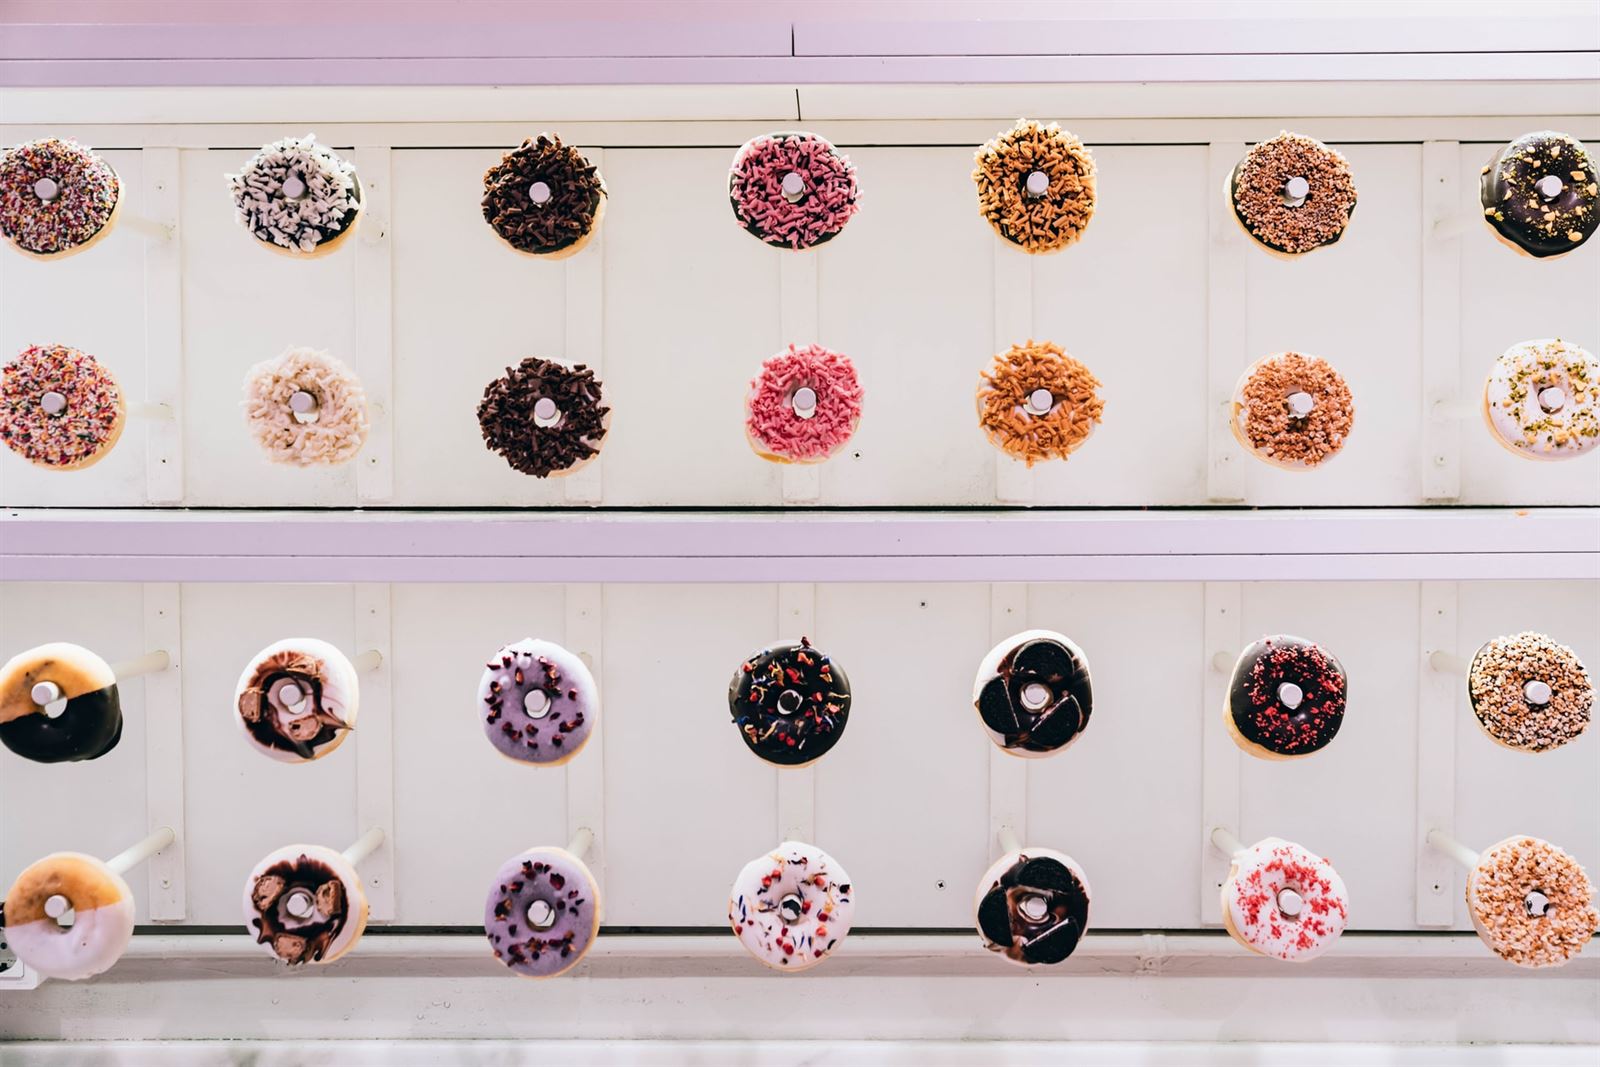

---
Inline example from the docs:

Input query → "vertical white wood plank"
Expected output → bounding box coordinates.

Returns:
[993,237,1034,504]
[564,147,606,505]
[776,582,817,841]
[1421,141,1463,503]
[353,584,396,920]
[1199,581,1242,923]
[141,147,184,504]
[1416,581,1460,926]
[1206,143,1247,503]
[780,251,821,504]
[987,583,1028,854]
[142,582,185,919]
[564,584,607,901]
[354,146,394,504]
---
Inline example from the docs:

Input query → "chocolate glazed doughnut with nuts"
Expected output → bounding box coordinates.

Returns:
[1480,131,1599,259]
[482,135,607,260]
[477,358,610,478]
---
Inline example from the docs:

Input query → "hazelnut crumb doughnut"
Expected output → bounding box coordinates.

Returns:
[1230,352,1355,469]
[974,847,1091,966]
[973,119,1096,254]
[2,852,135,980]
[1482,339,1598,461]
[226,134,363,257]
[0,642,123,764]
[976,339,1103,466]
[234,638,359,763]
[729,132,859,250]
[243,844,368,965]
[1468,836,1597,968]
[1480,132,1598,259]
[1,138,121,258]
[242,347,370,467]
[1229,132,1356,257]
[483,135,607,259]
[1,344,126,471]
[478,357,609,478]
[744,343,863,464]
[1467,632,1592,752]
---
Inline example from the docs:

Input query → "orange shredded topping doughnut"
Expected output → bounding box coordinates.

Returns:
[973,120,1096,254]
[976,340,1103,466]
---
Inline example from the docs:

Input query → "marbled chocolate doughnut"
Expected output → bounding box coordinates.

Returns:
[974,847,1091,967]
[243,844,368,965]
[729,133,859,250]
[728,637,850,767]
[483,135,607,259]
[484,846,600,979]
[0,139,121,258]
[1482,339,1598,461]
[1467,836,1597,968]
[1221,837,1349,962]
[976,339,1103,466]
[2,852,135,980]
[0,642,122,764]
[1229,132,1356,257]
[972,630,1092,758]
[1225,635,1347,760]
[1480,132,1598,259]
[234,638,358,763]
[478,357,609,478]
[226,134,363,256]
[1,344,126,471]
[1468,632,1592,752]
[973,119,1096,254]
[242,347,369,467]
[729,840,854,972]
[477,638,597,766]
[1230,352,1355,469]
[744,343,863,464]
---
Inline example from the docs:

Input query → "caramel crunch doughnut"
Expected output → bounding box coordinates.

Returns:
[483,135,607,259]
[0,139,121,258]
[1468,836,1597,969]
[1229,132,1356,256]
[242,347,370,467]
[1,344,126,470]
[1230,352,1355,469]
[1480,132,1599,259]
[973,120,1096,254]
[478,357,609,478]
[976,340,1103,466]
[1468,632,1592,752]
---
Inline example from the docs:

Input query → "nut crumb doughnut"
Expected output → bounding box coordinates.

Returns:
[1480,131,1599,259]
[1230,352,1355,469]
[0,138,121,258]
[1229,132,1356,257]
[1468,632,1592,752]
[1482,339,1598,461]
[973,119,1096,254]
[482,135,607,259]
[242,347,369,467]
[976,339,1103,466]
[1468,836,1596,968]
[0,344,126,471]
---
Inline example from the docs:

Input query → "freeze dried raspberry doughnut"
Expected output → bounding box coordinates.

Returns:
[234,638,359,763]
[1220,837,1349,962]
[729,133,859,250]
[973,119,1096,254]
[972,630,1093,758]
[1468,632,1592,752]
[1482,339,1599,461]
[243,844,368,965]
[226,134,363,256]
[3,852,135,980]
[0,344,126,471]
[482,135,607,259]
[477,638,597,766]
[1230,352,1355,470]
[1468,836,1596,968]
[0,139,121,258]
[485,846,600,979]
[1225,635,1347,760]
[478,358,609,478]
[0,642,123,764]
[974,846,1091,966]
[1229,132,1356,256]
[744,344,863,464]
[1480,132,1599,259]
[728,637,851,767]
[242,347,369,467]
[729,840,854,972]
[976,339,1103,466]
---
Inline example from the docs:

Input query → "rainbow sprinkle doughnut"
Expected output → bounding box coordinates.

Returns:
[0,344,126,470]
[729,133,860,250]
[0,139,121,258]
[242,347,370,467]
[227,135,363,256]
[744,344,863,464]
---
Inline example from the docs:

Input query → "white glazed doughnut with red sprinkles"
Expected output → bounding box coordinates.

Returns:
[1220,837,1349,962]
[728,840,854,972]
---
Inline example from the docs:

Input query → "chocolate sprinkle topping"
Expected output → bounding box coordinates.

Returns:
[482,135,605,255]
[477,358,609,478]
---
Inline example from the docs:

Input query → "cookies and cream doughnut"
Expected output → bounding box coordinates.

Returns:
[1220,837,1349,962]
[1480,132,1598,259]
[729,840,854,971]
[1,344,126,470]
[242,347,370,467]
[1229,133,1355,256]
[1226,635,1347,760]
[973,119,1096,254]
[974,847,1091,966]
[729,133,859,250]
[972,630,1093,759]
[234,638,358,763]
[728,637,851,767]
[0,642,122,764]
[744,343,863,464]
[483,135,607,259]
[1468,836,1596,968]
[0,139,121,258]
[478,638,597,766]
[2,852,135,980]
[1482,339,1598,461]
[478,357,609,478]
[1468,632,1592,752]
[243,844,368,965]
[976,339,1103,466]
[226,134,363,256]
[1230,352,1355,469]
[484,846,600,978]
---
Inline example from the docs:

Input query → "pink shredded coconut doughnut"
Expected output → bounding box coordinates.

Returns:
[745,344,863,464]
[729,133,860,250]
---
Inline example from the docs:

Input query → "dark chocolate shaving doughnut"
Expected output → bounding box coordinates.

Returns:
[477,358,609,478]
[976,851,1091,966]
[728,637,851,766]
[482,135,606,257]
[0,642,123,764]
[973,630,1092,757]
[1480,132,1598,259]
[1226,635,1347,759]
[1230,132,1356,256]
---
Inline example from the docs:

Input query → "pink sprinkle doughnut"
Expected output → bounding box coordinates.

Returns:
[745,344,863,464]
[1,344,126,471]
[729,133,860,250]
[1,139,121,257]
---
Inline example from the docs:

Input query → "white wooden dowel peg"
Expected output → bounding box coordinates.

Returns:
[129,401,175,421]
[1429,649,1467,675]
[1211,650,1235,674]
[1426,829,1480,871]
[110,649,171,681]
[105,826,176,876]
[1210,827,1246,857]
[1431,212,1473,241]
[997,826,1021,855]
[342,828,385,866]
[119,213,174,242]
[566,828,594,859]
[1429,399,1478,421]
[352,649,383,673]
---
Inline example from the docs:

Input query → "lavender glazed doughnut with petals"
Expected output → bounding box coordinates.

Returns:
[484,846,601,979]
[476,638,597,766]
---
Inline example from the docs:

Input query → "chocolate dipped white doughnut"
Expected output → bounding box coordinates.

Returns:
[1225,635,1347,760]
[1,852,135,980]
[728,637,851,767]
[1467,836,1597,968]
[729,840,854,972]
[243,844,368,965]
[972,630,1092,758]
[1468,632,1593,752]
[477,638,597,766]
[234,638,358,763]
[1221,837,1349,962]
[1482,339,1598,461]
[484,846,600,978]
[974,847,1091,966]
[0,642,122,763]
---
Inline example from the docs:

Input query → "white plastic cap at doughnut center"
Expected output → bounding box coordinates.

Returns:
[529,181,552,205]
[525,689,552,718]
[1025,170,1050,197]
[1019,893,1050,922]
[281,174,308,200]
[40,391,68,416]
[791,387,818,419]
[289,390,318,414]
[1286,391,1315,418]
[1535,175,1565,199]
[284,889,315,919]
[527,899,557,929]
[30,681,62,706]
[277,682,305,708]
[1525,890,1552,917]
[44,893,71,920]
[533,397,560,427]
[1524,679,1553,706]
[1277,888,1305,917]
[32,177,60,202]
[1538,386,1567,413]
[1283,176,1310,204]
[1026,389,1054,416]
[1277,682,1304,709]
[781,172,806,201]
[1021,682,1052,710]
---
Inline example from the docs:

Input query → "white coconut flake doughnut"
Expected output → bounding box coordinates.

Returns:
[226,134,362,256]
[973,846,1091,966]
[242,347,370,467]
[1483,339,1598,461]
[243,843,369,965]
[1221,837,1349,962]
[2,851,135,980]
[234,638,359,763]
[729,840,854,972]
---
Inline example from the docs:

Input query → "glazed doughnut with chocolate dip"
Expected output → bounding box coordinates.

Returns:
[2,852,135,980]
[478,357,609,478]
[744,344,863,464]
[976,339,1103,466]
[1225,635,1347,759]
[1221,837,1349,962]
[972,630,1093,759]
[477,638,597,766]
[242,347,369,467]
[243,844,368,965]
[226,134,363,256]
[0,643,122,763]
[1,344,126,471]
[728,637,851,767]
[729,133,859,250]
[1229,132,1356,257]
[1230,352,1355,469]
[729,841,854,972]
[1468,836,1597,968]
[1468,632,1592,752]
[0,139,121,258]
[1482,339,1598,461]
[974,847,1091,966]
[1480,132,1599,259]
[973,119,1096,254]
[483,135,607,259]
[234,638,358,763]
[484,846,600,978]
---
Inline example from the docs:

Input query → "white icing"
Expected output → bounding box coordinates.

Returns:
[729,840,854,971]
[233,638,361,764]
[1484,339,1600,460]
[2,853,135,981]
[1222,837,1349,962]
[226,134,360,253]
